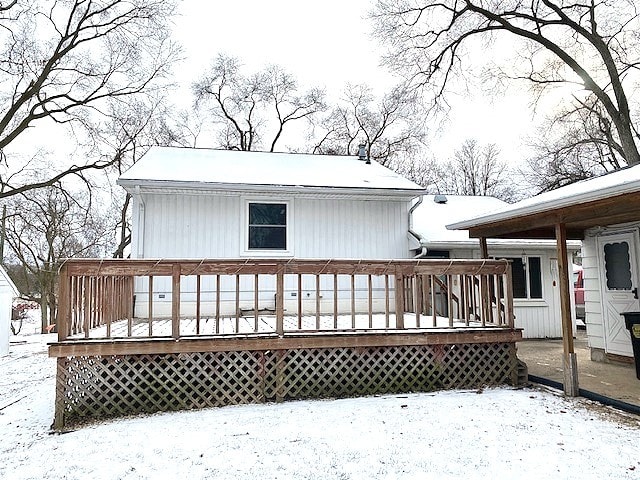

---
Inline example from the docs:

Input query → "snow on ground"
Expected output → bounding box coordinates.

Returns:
[1,334,640,480]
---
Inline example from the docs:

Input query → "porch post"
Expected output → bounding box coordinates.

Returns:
[555,223,579,396]
[479,237,489,259]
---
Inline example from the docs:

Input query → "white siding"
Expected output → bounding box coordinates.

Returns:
[140,193,241,259]
[293,198,408,259]
[130,191,412,317]
[0,267,17,356]
[135,192,410,260]
[581,234,605,349]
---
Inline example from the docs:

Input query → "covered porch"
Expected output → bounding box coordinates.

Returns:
[448,168,640,397]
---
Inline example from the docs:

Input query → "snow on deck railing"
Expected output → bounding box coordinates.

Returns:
[56,258,514,341]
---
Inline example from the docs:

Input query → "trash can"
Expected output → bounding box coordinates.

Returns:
[621,311,640,380]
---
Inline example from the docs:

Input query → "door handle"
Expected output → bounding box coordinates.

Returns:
[633,287,639,299]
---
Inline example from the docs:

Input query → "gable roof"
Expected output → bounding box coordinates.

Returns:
[447,164,640,239]
[118,147,425,198]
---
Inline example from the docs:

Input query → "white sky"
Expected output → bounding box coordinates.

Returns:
[171,0,536,164]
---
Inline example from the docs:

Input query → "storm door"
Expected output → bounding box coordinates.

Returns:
[598,232,640,357]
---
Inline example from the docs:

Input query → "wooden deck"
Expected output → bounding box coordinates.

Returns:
[50,258,521,428]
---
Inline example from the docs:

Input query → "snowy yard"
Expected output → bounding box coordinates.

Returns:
[1,333,639,480]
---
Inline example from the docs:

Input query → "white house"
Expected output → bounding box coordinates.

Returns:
[447,164,640,362]
[411,195,580,339]
[0,265,18,356]
[117,146,426,317]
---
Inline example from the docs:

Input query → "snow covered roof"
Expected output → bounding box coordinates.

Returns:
[117,147,425,197]
[413,195,507,244]
[448,163,640,231]
[412,195,575,250]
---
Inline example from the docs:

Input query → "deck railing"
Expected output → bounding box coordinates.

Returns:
[56,258,514,341]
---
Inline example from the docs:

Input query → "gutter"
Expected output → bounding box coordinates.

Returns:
[117,179,426,200]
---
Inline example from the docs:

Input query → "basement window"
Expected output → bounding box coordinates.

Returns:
[248,202,287,250]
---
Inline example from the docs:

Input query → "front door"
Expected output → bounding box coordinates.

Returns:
[598,231,640,357]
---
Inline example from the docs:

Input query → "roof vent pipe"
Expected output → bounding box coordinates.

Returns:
[358,144,370,164]
[434,194,448,204]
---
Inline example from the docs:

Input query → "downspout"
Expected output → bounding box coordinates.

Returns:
[134,186,145,259]
[408,196,427,258]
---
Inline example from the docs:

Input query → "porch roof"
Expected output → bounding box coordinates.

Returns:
[447,164,640,240]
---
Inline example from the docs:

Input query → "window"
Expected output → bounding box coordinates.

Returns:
[603,241,632,290]
[248,202,287,250]
[507,257,543,299]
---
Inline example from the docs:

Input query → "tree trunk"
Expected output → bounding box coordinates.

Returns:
[617,119,640,166]
[40,294,48,334]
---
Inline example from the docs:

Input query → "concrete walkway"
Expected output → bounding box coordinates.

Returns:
[516,330,640,408]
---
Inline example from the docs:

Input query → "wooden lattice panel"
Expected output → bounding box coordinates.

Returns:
[55,342,517,428]
[269,346,444,400]
[270,343,516,401]
[438,343,516,388]
[56,351,273,425]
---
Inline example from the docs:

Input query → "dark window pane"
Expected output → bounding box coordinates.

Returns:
[528,257,542,299]
[249,203,286,226]
[249,226,286,250]
[604,241,632,290]
[509,258,527,298]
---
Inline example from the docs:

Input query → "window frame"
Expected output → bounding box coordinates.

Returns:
[508,256,543,300]
[241,199,293,257]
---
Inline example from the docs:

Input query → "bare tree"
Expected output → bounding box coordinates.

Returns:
[428,139,518,202]
[85,96,188,258]
[311,83,425,166]
[373,1,640,167]
[193,54,326,152]
[524,92,628,191]
[3,183,114,332]
[0,0,179,198]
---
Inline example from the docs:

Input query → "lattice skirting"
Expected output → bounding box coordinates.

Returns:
[55,342,517,428]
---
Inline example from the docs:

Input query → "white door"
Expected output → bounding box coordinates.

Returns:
[598,232,640,357]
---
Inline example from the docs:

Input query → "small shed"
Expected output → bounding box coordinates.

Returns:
[447,164,640,394]
[0,265,19,356]
[411,195,580,339]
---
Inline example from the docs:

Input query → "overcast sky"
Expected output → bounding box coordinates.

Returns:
[172,0,534,163]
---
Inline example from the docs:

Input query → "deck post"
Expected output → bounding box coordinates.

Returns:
[276,271,284,336]
[57,262,70,341]
[148,275,154,336]
[395,271,405,328]
[53,358,66,430]
[505,264,514,328]
[196,275,201,335]
[172,263,181,339]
